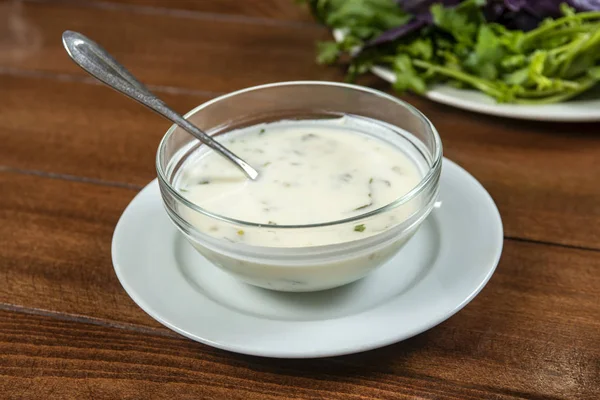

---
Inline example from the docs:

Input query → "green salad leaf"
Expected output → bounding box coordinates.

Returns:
[302,0,600,104]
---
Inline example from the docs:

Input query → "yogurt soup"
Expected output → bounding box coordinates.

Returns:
[175,116,425,247]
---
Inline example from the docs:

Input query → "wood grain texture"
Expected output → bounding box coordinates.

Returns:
[1,0,599,398]
[1,0,599,248]
[1,301,599,400]
[0,74,209,185]
[0,0,340,93]
[76,0,315,22]
[404,94,600,249]
[0,171,162,328]
[2,74,599,248]
[1,171,599,399]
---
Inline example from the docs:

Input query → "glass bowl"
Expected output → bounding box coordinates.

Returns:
[156,81,442,292]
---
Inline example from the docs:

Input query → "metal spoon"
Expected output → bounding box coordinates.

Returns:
[61,30,259,180]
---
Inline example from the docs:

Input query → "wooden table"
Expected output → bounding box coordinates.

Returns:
[1,1,599,398]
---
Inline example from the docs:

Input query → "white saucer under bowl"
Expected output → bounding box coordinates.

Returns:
[112,158,503,358]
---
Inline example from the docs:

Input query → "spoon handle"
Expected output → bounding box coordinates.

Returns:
[62,30,258,180]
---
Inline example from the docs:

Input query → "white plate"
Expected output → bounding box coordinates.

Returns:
[333,30,600,122]
[112,159,503,358]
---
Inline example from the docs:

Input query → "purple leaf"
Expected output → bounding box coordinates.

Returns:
[367,18,427,46]
[367,0,600,48]
[396,0,462,15]
[367,1,461,46]
[571,0,600,10]
[485,1,600,31]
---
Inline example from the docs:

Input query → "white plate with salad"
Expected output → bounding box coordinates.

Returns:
[318,0,600,122]
[369,63,600,122]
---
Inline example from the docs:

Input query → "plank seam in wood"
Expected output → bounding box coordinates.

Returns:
[503,235,600,253]
[0,302,179,339]
[27,0,321,29]
[2,167,599,253]
[0,67,223,98]
[0,166,144,191]
[0,304,571,400]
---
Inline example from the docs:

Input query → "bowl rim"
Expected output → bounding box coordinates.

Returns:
[156,80,442,230]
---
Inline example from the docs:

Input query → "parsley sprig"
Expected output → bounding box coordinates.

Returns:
[303,0,600,104]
